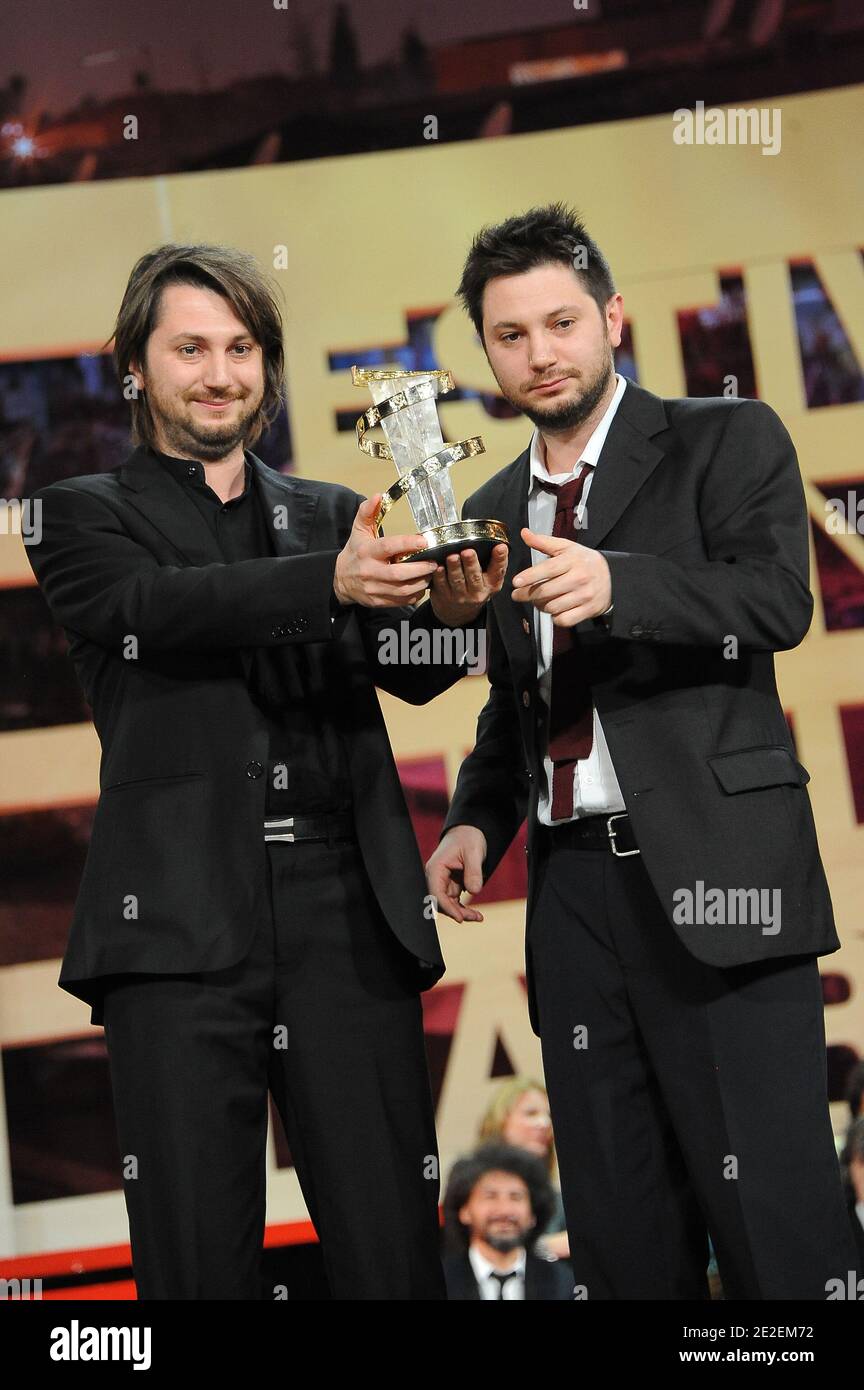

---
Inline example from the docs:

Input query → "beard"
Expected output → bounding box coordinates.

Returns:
[484,1230,526,1253]
[499,348,614,433]
[145,384,265,462]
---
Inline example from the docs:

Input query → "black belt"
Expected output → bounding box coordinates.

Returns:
[543,811,640,856]
[264,810,355,844]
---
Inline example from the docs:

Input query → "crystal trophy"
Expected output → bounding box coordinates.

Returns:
[351,366,509,565]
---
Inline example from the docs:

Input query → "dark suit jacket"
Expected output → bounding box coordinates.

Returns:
[443,1250,574,1300]
[845,1189,864,1268]
[26,447,479,1014]
[442,378,838,1035]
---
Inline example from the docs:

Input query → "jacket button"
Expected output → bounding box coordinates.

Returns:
[522,618,530,635]
[522,690,530,707]
[245,760,265,779]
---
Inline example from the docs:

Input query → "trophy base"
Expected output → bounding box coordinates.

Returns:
[393,520,509,567]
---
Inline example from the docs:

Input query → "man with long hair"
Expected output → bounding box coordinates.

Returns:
[26,243,506,1299]
[426,203,858,1300]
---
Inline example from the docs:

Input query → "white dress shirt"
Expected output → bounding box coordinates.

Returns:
[527,372,628,825]
[468,1244,527,1299]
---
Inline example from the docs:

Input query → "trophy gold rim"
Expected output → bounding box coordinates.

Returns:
[350,366,453,387]
[391,520,509,564]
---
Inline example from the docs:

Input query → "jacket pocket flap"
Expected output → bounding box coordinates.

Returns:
[102,772,205,793]
[707,745,810,794]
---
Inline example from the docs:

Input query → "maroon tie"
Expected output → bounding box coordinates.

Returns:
[535,465,593,820]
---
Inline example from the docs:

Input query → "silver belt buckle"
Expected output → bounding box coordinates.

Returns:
[264,816,295,843]
[606,812,639,857]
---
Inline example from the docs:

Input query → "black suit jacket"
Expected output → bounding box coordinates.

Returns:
[442,378,838,1035]
[26,447,479,1014]
[443,1250,574,1300]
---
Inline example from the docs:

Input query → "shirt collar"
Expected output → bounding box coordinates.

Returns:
[528,371,627,489]
[149,446,252,497]
[468,1244,527,1285]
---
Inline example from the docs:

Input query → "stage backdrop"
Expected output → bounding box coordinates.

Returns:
[0,82,861,1261]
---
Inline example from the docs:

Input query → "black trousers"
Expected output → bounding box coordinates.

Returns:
[530,830,860,1300]
[101,836,446,1300]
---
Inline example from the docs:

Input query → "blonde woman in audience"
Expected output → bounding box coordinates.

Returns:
[479,1077,569,1258]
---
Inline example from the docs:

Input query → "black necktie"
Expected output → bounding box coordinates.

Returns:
[489,1269,519,1299]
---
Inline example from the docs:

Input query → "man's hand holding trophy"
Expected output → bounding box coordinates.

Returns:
[342,366,509,624]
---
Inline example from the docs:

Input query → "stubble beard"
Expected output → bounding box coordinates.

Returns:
[483,1223,530,1256]
[499,346,615,433]
[147,385,265,462]
[484,1230,527,1254]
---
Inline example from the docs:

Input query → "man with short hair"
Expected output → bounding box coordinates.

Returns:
[427,203,858,1300]
[26,242,507,1300]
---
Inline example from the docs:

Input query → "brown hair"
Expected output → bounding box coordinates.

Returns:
[108,243,285,448]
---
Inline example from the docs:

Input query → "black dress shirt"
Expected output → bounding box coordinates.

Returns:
[149,447,353,817]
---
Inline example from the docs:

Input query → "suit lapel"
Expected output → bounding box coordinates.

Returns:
[250,454,321,557]
[487,376,668,654]
[486,448,537,669]
[577,380,668,548]
[118,446,223,564]
[459,1256,482,1300]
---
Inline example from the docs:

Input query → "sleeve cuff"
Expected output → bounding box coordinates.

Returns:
[329,588,354,620]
